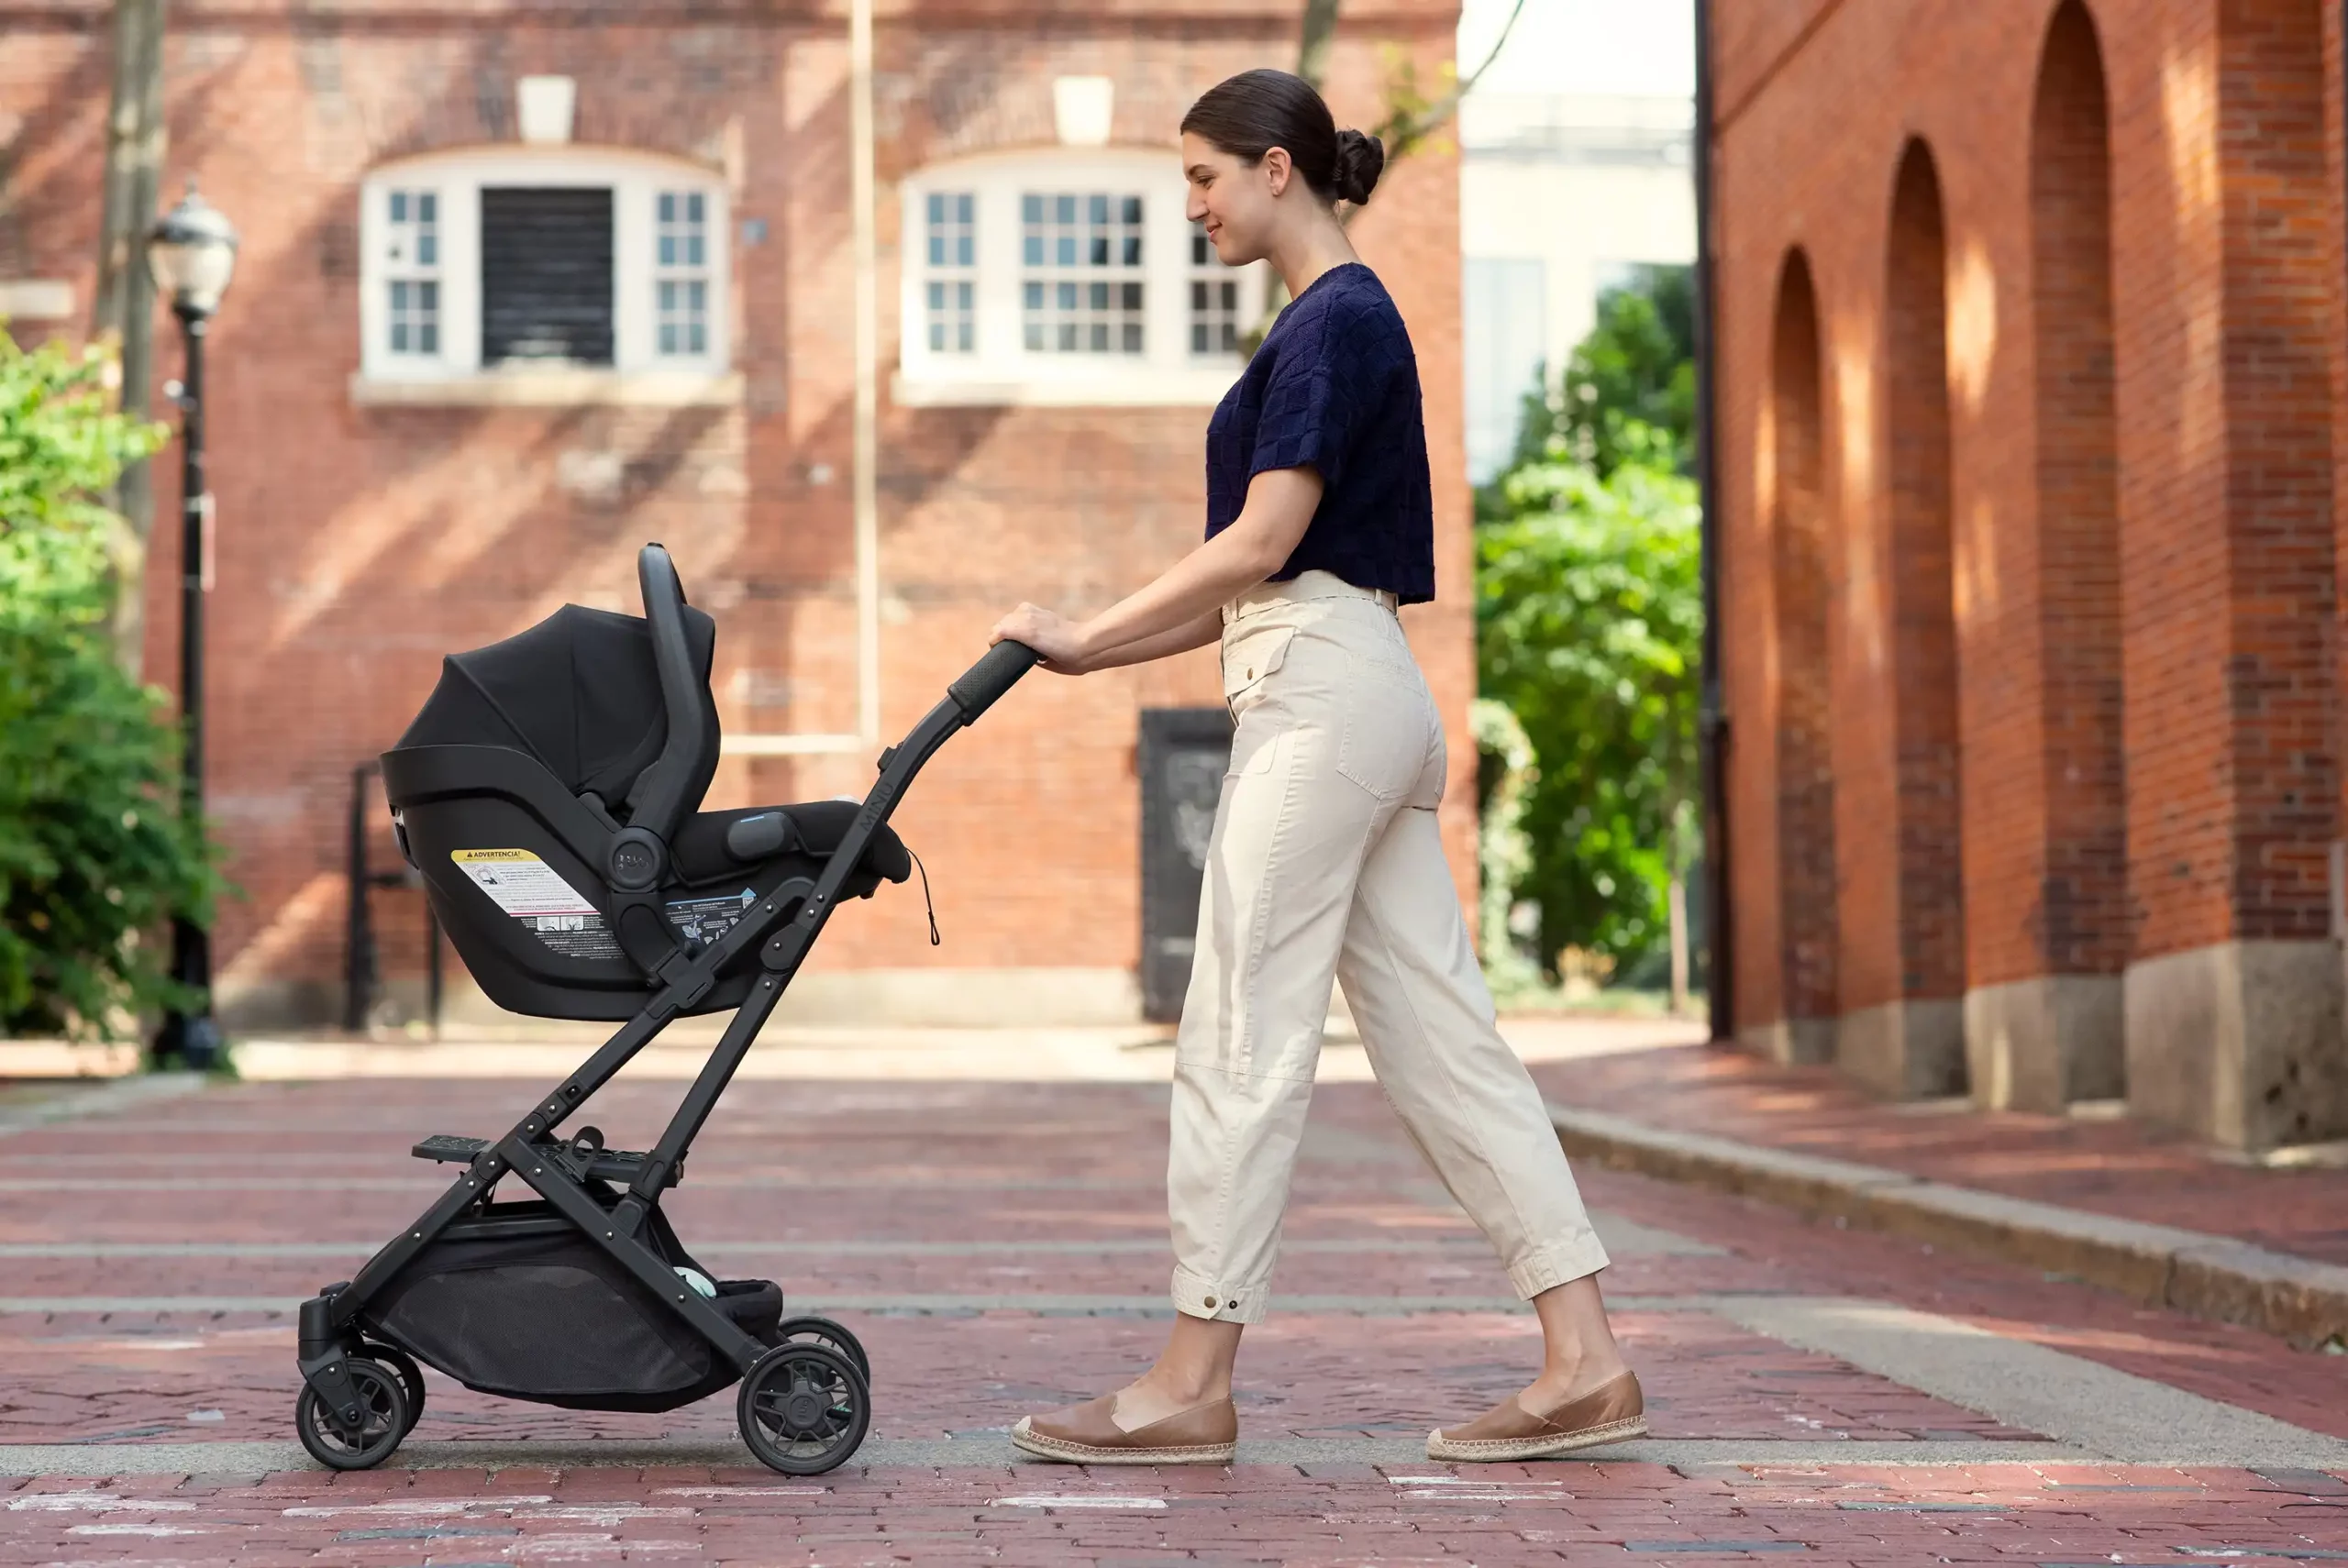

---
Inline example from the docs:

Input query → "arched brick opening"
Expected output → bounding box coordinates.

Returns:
[1771,248,1837,1058]
[2030,0,2129,999]
[1885,139,1966,1090]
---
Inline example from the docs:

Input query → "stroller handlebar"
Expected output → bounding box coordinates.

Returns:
[947,640,1041,723]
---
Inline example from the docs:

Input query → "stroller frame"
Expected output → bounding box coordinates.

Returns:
[293,549,1037,1474]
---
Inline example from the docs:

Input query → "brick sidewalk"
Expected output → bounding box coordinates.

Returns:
[1,1066,2345,1563]
[1527,1043,2348,1266]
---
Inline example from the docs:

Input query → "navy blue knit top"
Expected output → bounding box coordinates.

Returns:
[1204,262,1435,604]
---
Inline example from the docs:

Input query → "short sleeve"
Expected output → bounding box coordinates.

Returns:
[1246,299,1378,489]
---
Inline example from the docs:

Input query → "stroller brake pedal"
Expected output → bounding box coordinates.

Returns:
[412,1134,492,1163]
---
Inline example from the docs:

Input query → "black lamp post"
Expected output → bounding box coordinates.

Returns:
[145,182,238,1072]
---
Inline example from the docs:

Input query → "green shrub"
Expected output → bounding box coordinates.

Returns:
[0,328,220,1039]
[1474,456,1701,975]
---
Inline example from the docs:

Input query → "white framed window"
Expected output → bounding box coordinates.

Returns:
[924,191,976,354]
[384,189,440,356]
[1022,192,1146,354]
[655,190,710,358]
[896,149,1270,407]
[356,147,733,404]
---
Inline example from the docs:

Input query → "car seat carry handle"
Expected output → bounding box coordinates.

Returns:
[947,640,1040,723]
[627,543,708,842]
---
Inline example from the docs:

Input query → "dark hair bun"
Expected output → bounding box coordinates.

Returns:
[1334,127,1386,204]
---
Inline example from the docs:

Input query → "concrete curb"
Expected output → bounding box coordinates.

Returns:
[1549,1104,2348,1349]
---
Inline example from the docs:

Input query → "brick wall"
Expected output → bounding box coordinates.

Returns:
[1714,0,2343,1064]
[0,0,1472,1025]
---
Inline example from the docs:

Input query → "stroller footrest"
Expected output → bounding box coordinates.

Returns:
[409,1132,681,1188]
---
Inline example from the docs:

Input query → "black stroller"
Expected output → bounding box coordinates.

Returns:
[291,544,1036,1474]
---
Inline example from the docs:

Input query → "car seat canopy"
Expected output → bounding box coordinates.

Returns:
[397,602,717,812]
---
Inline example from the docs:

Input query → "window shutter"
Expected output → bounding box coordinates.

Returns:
[481,186,614,365]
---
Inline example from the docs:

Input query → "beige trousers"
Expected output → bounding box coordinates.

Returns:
[1168,571,1611,1324]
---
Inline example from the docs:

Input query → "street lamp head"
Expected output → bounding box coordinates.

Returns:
[146,181,239,321]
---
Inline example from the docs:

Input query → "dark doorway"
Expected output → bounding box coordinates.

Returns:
[1138,708,1232,1021]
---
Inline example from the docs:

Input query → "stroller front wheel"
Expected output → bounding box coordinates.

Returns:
[737,1342,870,1475]
[294,1357,409,1471]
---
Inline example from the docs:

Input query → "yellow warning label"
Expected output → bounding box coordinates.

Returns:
[450,848,597,917]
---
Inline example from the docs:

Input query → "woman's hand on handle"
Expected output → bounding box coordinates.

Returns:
[990,603,1091,674]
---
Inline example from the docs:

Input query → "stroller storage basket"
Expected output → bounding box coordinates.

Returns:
[366,1205,782,1413]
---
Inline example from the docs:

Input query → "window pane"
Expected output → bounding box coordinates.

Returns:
[660,322,679,355]
[685,234,703,267]
[660,234,677,267]
[1020,190,1148,355]
[955,234,972,267]
[955,193,973,225]
[687,280,705,315]
[930,319,947,351]
[417,232,437,267]
[420,320,438,354]
[928,193,946,225]
[686,193,704,224]
[956,319,972,353]
[660,192,677,224]
[1192,322,1208,354]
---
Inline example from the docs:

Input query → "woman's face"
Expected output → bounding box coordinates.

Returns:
[1183,132,1293,267]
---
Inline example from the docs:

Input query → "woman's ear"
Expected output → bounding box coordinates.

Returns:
[1262,146,1294,199]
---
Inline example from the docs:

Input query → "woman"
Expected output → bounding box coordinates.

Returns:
[989,68,1642,1467]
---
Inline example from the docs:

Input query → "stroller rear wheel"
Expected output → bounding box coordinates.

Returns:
[294,1356,409,1471]
[772,1316,870,1383]
[362,1343,427,1435]
[737,1342,869,1474]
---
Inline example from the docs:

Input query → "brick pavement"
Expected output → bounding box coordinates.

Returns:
[1526,1043,2348,1265]
[0,1062,2343,1564]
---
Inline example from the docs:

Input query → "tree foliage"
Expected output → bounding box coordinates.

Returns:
[1474,267,1703,977]
[0,327,220,1038]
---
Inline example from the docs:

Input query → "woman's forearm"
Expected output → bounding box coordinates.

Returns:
[1073,469,1324,667]
[1083,610,1224,671]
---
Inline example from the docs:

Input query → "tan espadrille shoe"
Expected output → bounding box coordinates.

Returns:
[1425,1369,1646,1462]
[1011,1392,1238,1465]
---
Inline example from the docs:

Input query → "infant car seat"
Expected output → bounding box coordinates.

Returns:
[382,546,911,1020]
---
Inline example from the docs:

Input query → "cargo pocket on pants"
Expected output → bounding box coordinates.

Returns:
[1222,624,1297,730]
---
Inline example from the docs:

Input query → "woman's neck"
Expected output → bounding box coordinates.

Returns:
[1270,214,1362,302]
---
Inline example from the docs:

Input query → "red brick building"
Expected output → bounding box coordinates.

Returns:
[1711,0,2348,1148]
[0,0,1476,1031]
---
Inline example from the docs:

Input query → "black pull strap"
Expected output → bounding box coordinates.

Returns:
[910,848,941,946]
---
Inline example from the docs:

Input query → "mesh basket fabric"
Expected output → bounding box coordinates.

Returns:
[366,1209,781,1413]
